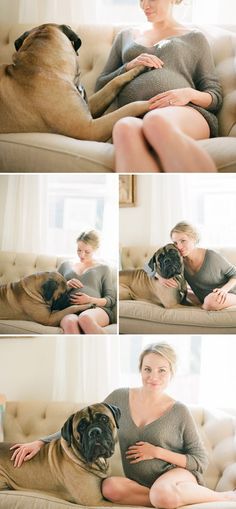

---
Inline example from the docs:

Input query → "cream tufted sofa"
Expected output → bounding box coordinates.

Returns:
[119,246,236,334]
[0,250,117,334]
[0,23,236,172]
[1,400,236,509]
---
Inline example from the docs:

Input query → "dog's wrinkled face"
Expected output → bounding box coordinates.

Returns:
[14,23,82,54]
[61,403,121,464]
[148,243,183,279]
[39,272,71,310]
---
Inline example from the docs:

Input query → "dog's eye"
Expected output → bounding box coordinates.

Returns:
[96,413,109,424]
[78,418,88,432]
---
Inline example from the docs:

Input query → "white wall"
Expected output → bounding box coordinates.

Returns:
[119,175,153,246]
[0,0,19,22]
[0,337,58,400]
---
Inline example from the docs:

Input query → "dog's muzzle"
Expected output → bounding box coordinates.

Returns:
[81,421,115,463]
[160,256,182,279]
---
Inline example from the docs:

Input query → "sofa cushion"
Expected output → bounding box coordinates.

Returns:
[119,300,236,333]
[0,133,114,173]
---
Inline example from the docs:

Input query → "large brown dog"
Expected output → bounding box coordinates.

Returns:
[0,403,120,505]
[0,271,92,326]
[0,24,149,141]
[120,244,187,308]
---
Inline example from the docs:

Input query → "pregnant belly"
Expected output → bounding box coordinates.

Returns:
[117,68,192,106]
[70,286,99,299]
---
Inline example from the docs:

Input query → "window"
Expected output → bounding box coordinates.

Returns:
[46,174,118,264]
[118,335,236,408]
[184,175,236,248]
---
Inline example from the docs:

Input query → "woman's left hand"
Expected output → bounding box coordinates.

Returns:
[212,287,228,304]
[70,293,92,305]
[125,441,157,463]
[148,88,193,110]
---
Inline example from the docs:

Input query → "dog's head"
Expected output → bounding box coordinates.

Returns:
[38,272,71,310]
[14,23,81,54]
[61,403,121,466]
[147,243,183,279]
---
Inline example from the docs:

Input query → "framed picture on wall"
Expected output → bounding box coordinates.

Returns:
[119,175,136,207]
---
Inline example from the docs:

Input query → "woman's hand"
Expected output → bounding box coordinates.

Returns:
[157,276,179,288]
[126,441,157,463]
[67,278,83,289]
[10,440,44,468]
[148,88,194,109]
[70,293,92,305]
[126,53,164,71]
[212,287,229,304]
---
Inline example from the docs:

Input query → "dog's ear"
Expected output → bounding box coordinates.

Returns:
[61,414,75,445]
[60,25,82,53]
[147,254,157,273]
[104,403,121,429]
[14,30,30,51]
[41,279,58,301]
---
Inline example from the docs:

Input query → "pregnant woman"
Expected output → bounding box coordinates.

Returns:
[95,0,222,172]
[58,230,116,334]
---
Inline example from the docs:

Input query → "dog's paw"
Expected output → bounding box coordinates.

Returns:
[132,64,149,77]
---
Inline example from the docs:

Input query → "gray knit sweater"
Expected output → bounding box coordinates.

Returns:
[104,388,208,487]
[184,249,236,303]
[58,261,116,323]
[95,29,222,137]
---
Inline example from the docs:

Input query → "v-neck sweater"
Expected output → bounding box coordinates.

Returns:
[58,261,116,323]
[184,249,236,303]
[104,388,208,487]
[95,29,222,137]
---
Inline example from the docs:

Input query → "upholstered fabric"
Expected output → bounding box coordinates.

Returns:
[0,251,117,334]
[1,401,236,509]
[119,246,236,333]
[0,23,235,172]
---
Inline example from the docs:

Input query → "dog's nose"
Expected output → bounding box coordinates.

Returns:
[88,426,102,439]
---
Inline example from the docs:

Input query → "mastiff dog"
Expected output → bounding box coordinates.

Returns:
[0,271,92,326]
[0,24,149,141]
[0,403,120,505]
[119,243,187,308]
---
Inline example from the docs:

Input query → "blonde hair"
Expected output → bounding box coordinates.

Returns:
[170,221,200,244]
[76,230,100,250]
[139,342,177,376]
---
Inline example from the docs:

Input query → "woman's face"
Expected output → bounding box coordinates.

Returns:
[139,0,173,23]
[140,353,171,392]
[171,232,196,258]
[77,240,95,263]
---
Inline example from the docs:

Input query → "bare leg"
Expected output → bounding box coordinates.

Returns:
[113,117,161,172]
[60,314,82,334]
[102,476,152,506]
[77,308,109,334]
[202,291,236,310]
[149,468,236,509]
[142,107,216,173]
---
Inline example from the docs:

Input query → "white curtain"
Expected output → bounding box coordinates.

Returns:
[18,0,102,24]
[52,336,121,402]
[0,175,48,252]
[149,174,191,246]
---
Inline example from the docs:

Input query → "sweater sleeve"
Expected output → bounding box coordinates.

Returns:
[95,31,127,91]
[101,265,116,308]
[194,32,223,114]
[40,431,61,443]
[182,406,209,475]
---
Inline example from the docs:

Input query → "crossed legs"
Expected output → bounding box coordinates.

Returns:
[60,307,109,334]
[113,106,216,173]
[102,469,236,508]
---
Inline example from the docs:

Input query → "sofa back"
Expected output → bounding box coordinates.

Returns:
[121,246,236,270]
[3,401,236,492]
[0,23,235,136]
